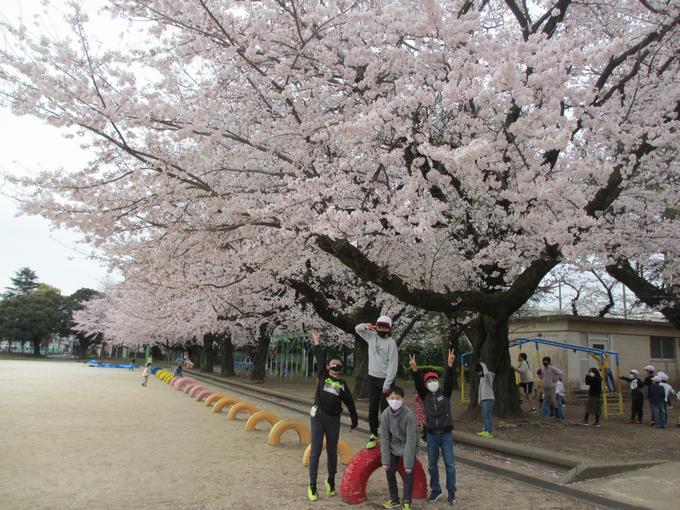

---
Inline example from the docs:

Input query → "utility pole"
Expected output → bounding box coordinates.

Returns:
[622,284,628,319]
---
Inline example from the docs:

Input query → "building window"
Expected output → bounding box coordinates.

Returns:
[650,336,676,360]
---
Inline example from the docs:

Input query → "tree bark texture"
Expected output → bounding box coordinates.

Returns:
[219,331,235,377]
[250,322,271,382]
[465,314,521,418]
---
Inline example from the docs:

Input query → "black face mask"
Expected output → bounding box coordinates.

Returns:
[377,330,390,338]
[329,365,343,373]
[542,362,549,367]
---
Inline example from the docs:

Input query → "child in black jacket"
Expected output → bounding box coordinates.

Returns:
[409,349,457,505]
[307,330,358,502]
[581,368,602,427]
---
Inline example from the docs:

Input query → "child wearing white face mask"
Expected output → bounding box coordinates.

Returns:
[381,386,418,510]
[410,349,457,505]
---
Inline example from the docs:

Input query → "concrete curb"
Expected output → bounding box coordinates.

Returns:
[560,460,666,484]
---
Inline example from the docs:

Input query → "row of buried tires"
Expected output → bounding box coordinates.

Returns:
[150,368,427,504]
[151,369,353,465]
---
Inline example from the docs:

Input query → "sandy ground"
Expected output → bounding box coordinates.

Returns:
[0,360,595,510]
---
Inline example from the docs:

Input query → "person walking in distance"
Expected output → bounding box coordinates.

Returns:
[306,329,358,502]
[538,357,563,419]
[410,350,458,505]
[512,352,536,413]
[355,316,399,449]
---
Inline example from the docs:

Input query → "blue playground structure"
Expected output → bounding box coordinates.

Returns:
[85,359,137,369]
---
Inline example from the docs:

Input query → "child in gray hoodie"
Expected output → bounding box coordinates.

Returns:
[476,362,495,438]
[356,316,399,448]
[381,385,418,510]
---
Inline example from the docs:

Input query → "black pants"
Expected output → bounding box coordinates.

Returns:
[368,375,389,435]
[631,394,643,422]
[309,408,340,489]
[386,453,414,504]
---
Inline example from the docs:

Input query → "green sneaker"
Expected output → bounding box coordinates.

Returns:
[403,502,411,510]
[307,486,318,502]
[367,433,378,449]
[476,431,488,437]
[325,479,336,497]
[383,500,401,509]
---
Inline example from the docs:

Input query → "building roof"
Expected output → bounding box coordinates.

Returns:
[511,314,678,331]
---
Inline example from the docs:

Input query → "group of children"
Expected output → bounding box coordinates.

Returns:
[513,353,678,428]
[621,365,677,428]
[308,318,462,508]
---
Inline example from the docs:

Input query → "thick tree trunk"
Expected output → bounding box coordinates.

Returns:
[466,314,521,418]
[352,337,369,399]
[250,323,271,382]
[201,334,215,373]
[220,332,235,377]
[32,336,41,357]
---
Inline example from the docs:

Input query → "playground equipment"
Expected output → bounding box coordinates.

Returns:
[184,383,201,395]
[459,337,624,419]
[302,438,353,465]
[267,331,313,382]
[173,377,196,390]
[204,393,225,407]
[340,447,427,504]
[226,401,258,420]
[245,411,280,431]
[267,419,311,445]
[212,396,242,413]
[195,388,214,401]
[189,385,208,398]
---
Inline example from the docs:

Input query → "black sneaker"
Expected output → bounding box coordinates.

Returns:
[448,496,456,505]
[427,491,442,503]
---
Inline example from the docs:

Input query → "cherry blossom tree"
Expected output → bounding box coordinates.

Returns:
[1,0,678,415]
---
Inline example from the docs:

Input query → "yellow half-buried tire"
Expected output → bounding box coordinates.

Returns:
[244,411,280,431]
[267,419,311,446]
[212,396,241,414]
[302,438,353,465]
[204,393,225,407]
[226,401,257,420]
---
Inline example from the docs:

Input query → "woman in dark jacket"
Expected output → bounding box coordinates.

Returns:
[581,367,603,427]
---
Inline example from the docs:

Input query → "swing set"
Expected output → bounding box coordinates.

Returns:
[459,337,624,419]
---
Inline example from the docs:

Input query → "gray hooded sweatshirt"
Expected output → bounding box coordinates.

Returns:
[355,324,399,390]
[380,404,418,470]
[478,362,495,403]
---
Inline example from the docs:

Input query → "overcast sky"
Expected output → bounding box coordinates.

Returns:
[0,109,116,295]
[0,1,121,295]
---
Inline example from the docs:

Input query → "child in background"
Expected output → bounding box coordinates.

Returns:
[381,386,418,510]
[142,362,151,387]
[620,369,645,424]
[649,375,667,429]
[173,363,183,379]
[658,372,676,420]
[555,377,566,418]
[476,362,495,438]
[129,354,136,371]
[581,368,602,427]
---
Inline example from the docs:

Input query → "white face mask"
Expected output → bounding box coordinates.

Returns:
[427,381,439,393]
[387,399,402,411]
